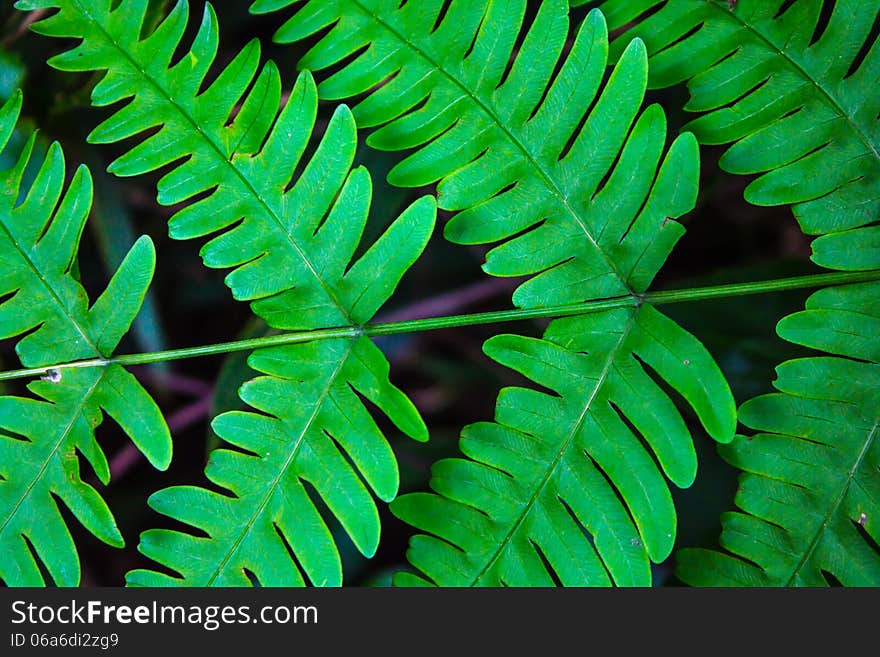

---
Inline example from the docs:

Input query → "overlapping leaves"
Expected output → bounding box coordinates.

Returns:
[19,0,436,586]
[245,0,737,585]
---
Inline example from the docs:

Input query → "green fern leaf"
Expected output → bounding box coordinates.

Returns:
[252,1,692,301]
[14,0,437,585]
[0,91,170,586]
[250,0,737,585]
[129,333,431,586]
[677,226,880,585]
[580,0,880,236]
[393,304,733,586]
[677,280,880,586]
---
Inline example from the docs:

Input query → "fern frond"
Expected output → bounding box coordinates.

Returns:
[15,0,437,585]
[393,304,733,586]
[677,283,880,586]
[581,0,880,236]
[228,2,738,586]
[0,91,170,585]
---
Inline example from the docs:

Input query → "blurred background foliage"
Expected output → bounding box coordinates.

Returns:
[0,0,823,586]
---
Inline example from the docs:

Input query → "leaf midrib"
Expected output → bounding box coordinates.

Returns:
[469,310,638,586]
[348,0,635,298]
[703,0,880,163]
[0,213,100,361]
[203,339,355,586]
[783,418,878,585]
[68,0,356,328]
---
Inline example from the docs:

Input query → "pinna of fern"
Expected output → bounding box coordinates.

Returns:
[580,0,880,237]
[392,302,735,587]
[16,0,438,586]
[246,0,737,586]
[677,273,880,585]
[0,90,171,586]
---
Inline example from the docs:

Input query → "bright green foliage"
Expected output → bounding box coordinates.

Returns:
[241,0,736,586]
[0,92,170,586]
[577,0,880,587]
[15,0,437,586]
[12,0,739,587]
[393,305,734,586]
[254,0,692,303]
[249,0,738,587]
[677,279,880,586]
[19,0,400,329]
[581,0,880,236]
[676,191,880,585]
[129,334,432,586]
[10,0,873,589]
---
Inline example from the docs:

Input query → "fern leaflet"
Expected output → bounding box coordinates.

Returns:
[677,282,880,585]
[393,303,733,586]
[0,91,170,586]
[581,0,880,236]
[675,209,880,585]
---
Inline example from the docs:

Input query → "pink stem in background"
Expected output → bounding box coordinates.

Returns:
[109,396,213,480]
[1,9,48,46]
[133,368,212,397]
[377,277,517,323]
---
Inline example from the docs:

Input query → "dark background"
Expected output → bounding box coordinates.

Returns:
[0,0,822,586]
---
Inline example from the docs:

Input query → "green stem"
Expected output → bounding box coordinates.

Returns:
[2,269,878,382]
